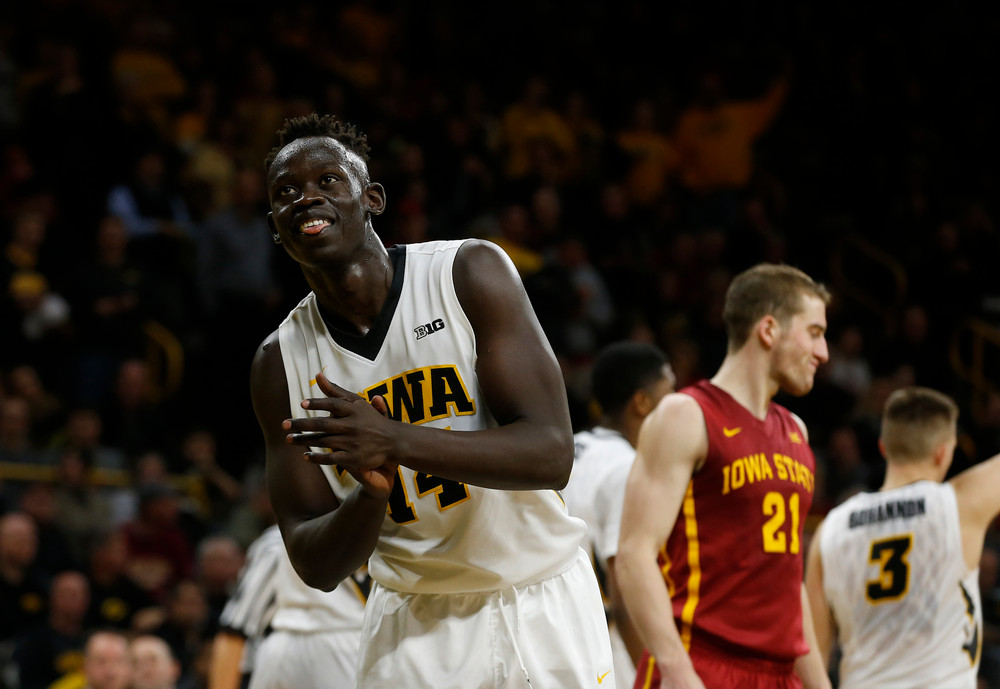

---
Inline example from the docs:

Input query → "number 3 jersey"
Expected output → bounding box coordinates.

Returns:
[663,380,816,662]
[277,240,586,595]
[819,481,981,689]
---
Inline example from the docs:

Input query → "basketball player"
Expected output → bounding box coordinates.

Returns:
[210,524,367,689]
[805,386,1000,688]
[250,114,613,688]
[564,341,675,688]
[616,263,833,689]
[210,525,282,689]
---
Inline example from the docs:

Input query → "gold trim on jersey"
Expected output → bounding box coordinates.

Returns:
[679,481,701,651]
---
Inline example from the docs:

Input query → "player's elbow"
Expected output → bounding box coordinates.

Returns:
[287,552,344,592]
[613,539,642,583]
[542,426,575,489]
[292,561,343,592]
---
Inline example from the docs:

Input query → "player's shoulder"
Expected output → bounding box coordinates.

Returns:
[251,328,284,381]
[641,391,706,444]
[651,390,705,424]
[403,238,469,255]
[452,239,531,318]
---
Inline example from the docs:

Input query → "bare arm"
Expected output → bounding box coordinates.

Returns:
[803,521,836,668]
[951,452,1000,570]
[251,334,390,590]
[796,581,833,689]
[615,393,707,688]
[606,555,644,665]
[284,239,574,490]
[207,632,245,689]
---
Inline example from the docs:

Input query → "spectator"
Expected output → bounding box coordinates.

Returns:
[84,529,160,632]
[175,429,242,524]
[614,97,678,209]
[105,148,198,337]
[824,323,873,399]
[67,216,149,408]
[2,269,72,375]
[109,12,187,143]
[151,579,210,682]
[131,634,182,689]
[0,396,44,465]
[46,407,128,474]
[19,480,77,571]
[11,570,90,689]
[0,512,48,643]
[120,483,194,603]
[67,629,133,689]
[6,365,64,441]
[193,535,243,631]
[496,75,576,188]
[100,359,169,460]
[672,66,788,231]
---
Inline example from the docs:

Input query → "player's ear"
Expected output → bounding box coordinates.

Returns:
[877,437,887,459]
[632,389,654,417]
[366,183,386,216]
[931,439,950,467]
[758,315,779,348]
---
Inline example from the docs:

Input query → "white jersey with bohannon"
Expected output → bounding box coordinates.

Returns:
[277,239,586,595]
[819,480,982,689]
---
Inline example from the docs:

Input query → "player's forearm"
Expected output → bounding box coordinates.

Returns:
[607,557,645,665]
[283,489,386,591]
[387,419,573,490]
[795,651,832,689]
[797,584,833,689]
[208,633,245,689]
[616,546,693,674]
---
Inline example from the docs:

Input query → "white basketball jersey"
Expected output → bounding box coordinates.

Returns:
[565,427,634,563]
[218,525,283,674]
[277,240,585,594]
[819,481,982,689]
[270,546,367,633]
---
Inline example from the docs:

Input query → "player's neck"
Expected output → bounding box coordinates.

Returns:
[307,242,393,334]
[606,413,641,449]
[711,351,777,420]
[880,461,940,491]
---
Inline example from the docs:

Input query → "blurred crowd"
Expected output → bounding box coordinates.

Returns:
[1,1,999,687]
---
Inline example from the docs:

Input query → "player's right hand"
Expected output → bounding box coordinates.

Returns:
[282,372,397,473]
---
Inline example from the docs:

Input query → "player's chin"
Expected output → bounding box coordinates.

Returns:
[782,375,815,397]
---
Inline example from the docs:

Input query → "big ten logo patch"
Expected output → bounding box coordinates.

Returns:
[415,318,445,340]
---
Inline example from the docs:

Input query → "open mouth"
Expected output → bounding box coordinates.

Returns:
[300,218,331,235]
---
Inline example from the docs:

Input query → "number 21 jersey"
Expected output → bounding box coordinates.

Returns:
[663,380,815,662]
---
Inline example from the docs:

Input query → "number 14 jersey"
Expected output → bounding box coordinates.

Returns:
[277,240,585,595]
[663,380,816,662]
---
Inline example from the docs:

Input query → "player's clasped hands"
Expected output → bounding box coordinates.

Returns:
[282,372,394,472]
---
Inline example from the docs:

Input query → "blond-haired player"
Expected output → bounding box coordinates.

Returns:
[806,386,1000,688]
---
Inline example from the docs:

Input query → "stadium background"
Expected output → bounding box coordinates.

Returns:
[0,1,998,687]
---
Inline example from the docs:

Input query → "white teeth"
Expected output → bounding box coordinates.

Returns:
[301,219,326,229]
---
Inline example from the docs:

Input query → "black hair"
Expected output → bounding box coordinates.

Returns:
[591,341,668,418]
[263,113,371,174]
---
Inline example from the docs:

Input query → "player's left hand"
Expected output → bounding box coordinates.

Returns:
[282,372,396,472]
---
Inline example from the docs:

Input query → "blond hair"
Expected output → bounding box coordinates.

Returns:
[880,386,959,463]
[722,263,831,351]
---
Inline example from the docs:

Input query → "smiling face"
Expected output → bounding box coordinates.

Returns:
[266,136,385,269]
[769,293,829,396]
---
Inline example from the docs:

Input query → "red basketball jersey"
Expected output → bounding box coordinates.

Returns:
[661,380,815,662]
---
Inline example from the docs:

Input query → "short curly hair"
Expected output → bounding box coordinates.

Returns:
[264,113,371,175]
